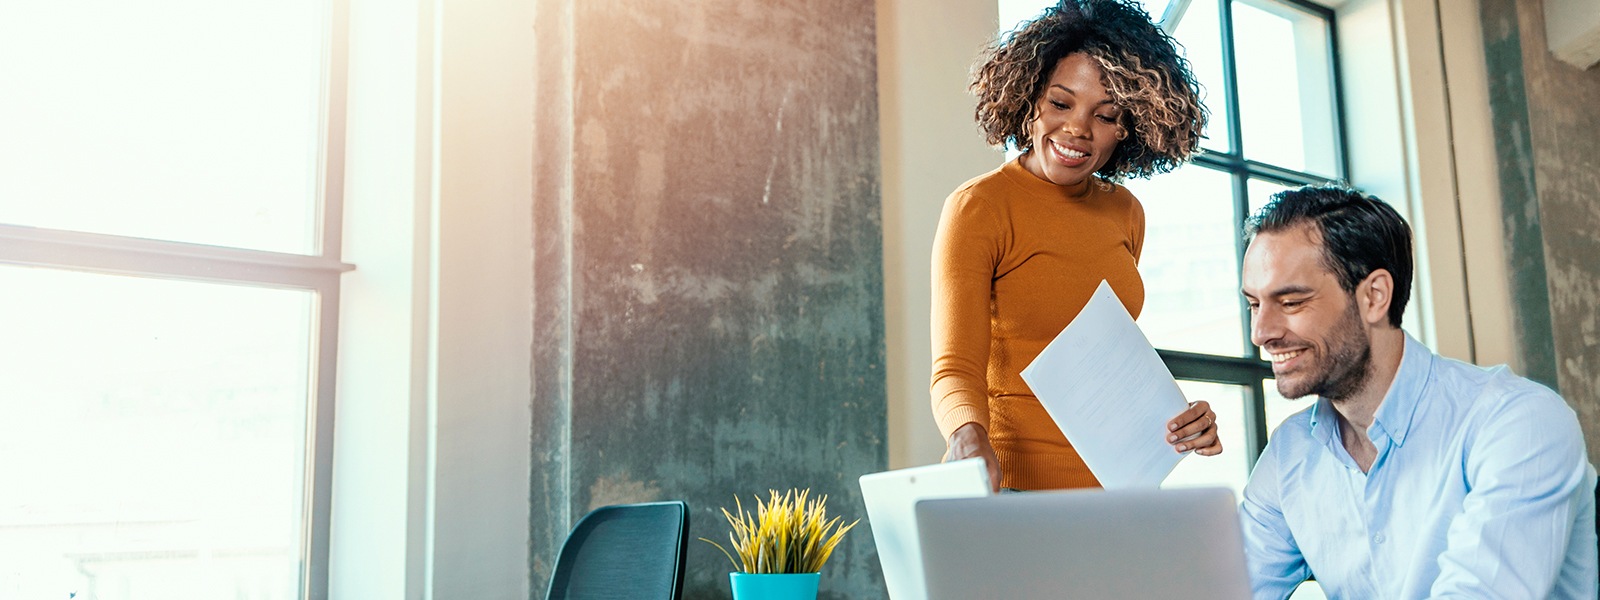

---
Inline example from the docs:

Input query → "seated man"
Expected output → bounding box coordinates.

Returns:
[1237,184,1598,599]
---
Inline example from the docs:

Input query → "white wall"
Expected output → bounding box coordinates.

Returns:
[331,0,428,597]
[876,0,1004,469]
[1363,0,1516,367]
[333,0,534,597]
[1435,0,1517,369]
[426,0,534,594]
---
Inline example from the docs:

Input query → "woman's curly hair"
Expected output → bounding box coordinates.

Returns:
[972,0,1207,180]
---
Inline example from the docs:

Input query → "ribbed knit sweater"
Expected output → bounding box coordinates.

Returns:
[931,157,1146,490]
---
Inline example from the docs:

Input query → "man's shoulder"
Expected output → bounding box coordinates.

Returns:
[1427,353,1566,416]
[1422,350,1592,501]
[1422,352,1582,458]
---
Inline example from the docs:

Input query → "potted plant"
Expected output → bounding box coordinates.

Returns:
[702,488,858,600]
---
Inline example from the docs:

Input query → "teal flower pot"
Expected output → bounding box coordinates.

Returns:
[729,572,821,600]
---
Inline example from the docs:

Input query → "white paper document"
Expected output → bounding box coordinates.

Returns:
[1019,280,1189,489]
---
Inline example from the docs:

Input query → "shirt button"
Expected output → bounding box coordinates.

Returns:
[1374,533,1386,544]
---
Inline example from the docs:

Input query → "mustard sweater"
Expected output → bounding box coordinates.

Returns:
[931,157,1146,490]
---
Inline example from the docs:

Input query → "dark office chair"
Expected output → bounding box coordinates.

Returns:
[545,501,690,600]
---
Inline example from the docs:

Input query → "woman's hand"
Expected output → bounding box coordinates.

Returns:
[1166,401,1222,456]
[944,422,1002,493]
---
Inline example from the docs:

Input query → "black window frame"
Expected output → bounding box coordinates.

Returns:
[1157,0,1348,469]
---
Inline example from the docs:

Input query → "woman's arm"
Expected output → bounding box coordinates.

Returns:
[930,191,1003,490]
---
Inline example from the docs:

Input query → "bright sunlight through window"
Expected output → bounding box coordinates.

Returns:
[0,2,338,598]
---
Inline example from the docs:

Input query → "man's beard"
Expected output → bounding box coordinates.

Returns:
[1279,301,1372,400]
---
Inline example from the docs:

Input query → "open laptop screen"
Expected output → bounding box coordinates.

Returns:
[915,487,1250,600]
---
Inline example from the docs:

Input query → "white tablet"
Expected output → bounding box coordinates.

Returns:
[858,459,991,600]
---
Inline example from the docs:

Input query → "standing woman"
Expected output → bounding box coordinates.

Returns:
[933,0,1220,492]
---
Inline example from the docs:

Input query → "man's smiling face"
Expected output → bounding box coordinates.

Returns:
[1242,224,1372,400]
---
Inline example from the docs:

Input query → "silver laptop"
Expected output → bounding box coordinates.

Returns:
[859,459,992,600]
[915,487,1250,600]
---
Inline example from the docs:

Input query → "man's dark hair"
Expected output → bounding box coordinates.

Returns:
[1244,184,1413,327]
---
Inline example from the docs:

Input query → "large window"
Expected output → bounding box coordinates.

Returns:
[0,2,347,598]
[998,0,1345,493]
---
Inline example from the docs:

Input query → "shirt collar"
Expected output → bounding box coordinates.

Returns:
[1368,332,1433,447]
[1307,397,1337,451]
[1306,332,1433,448]
[1001,155,1096,202]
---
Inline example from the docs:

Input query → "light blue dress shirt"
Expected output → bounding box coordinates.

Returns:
[1240,333,1598,599]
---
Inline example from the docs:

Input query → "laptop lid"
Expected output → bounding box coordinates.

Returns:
[859,459,991,600]
[915,487,1250,600]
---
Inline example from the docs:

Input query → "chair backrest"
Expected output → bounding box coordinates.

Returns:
[545,501,690,600]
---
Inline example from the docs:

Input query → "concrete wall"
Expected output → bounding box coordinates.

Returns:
[1479,0,1600,465]
[530,1,888,598]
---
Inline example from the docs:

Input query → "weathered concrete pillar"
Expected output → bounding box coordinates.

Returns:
[1479,0,1600,465]
[532,1,887,598]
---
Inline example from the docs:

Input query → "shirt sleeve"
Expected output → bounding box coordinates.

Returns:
[929,191,1001,440]
[1428,385,1593,598]
[1239,444,1311,600]
[1127,192,1145,264]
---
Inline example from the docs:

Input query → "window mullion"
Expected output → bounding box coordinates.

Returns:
[304,284,340,600]
[1232,169,1253,359]
[304,1,349,597]
[1217,0,1246,159]
[1245,379,1268,467]
[318,0,351,264]
[1241,159,1331,188]
[0,223,354,289]
[1325,7,1351,181]
[1158,350,1274,383]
